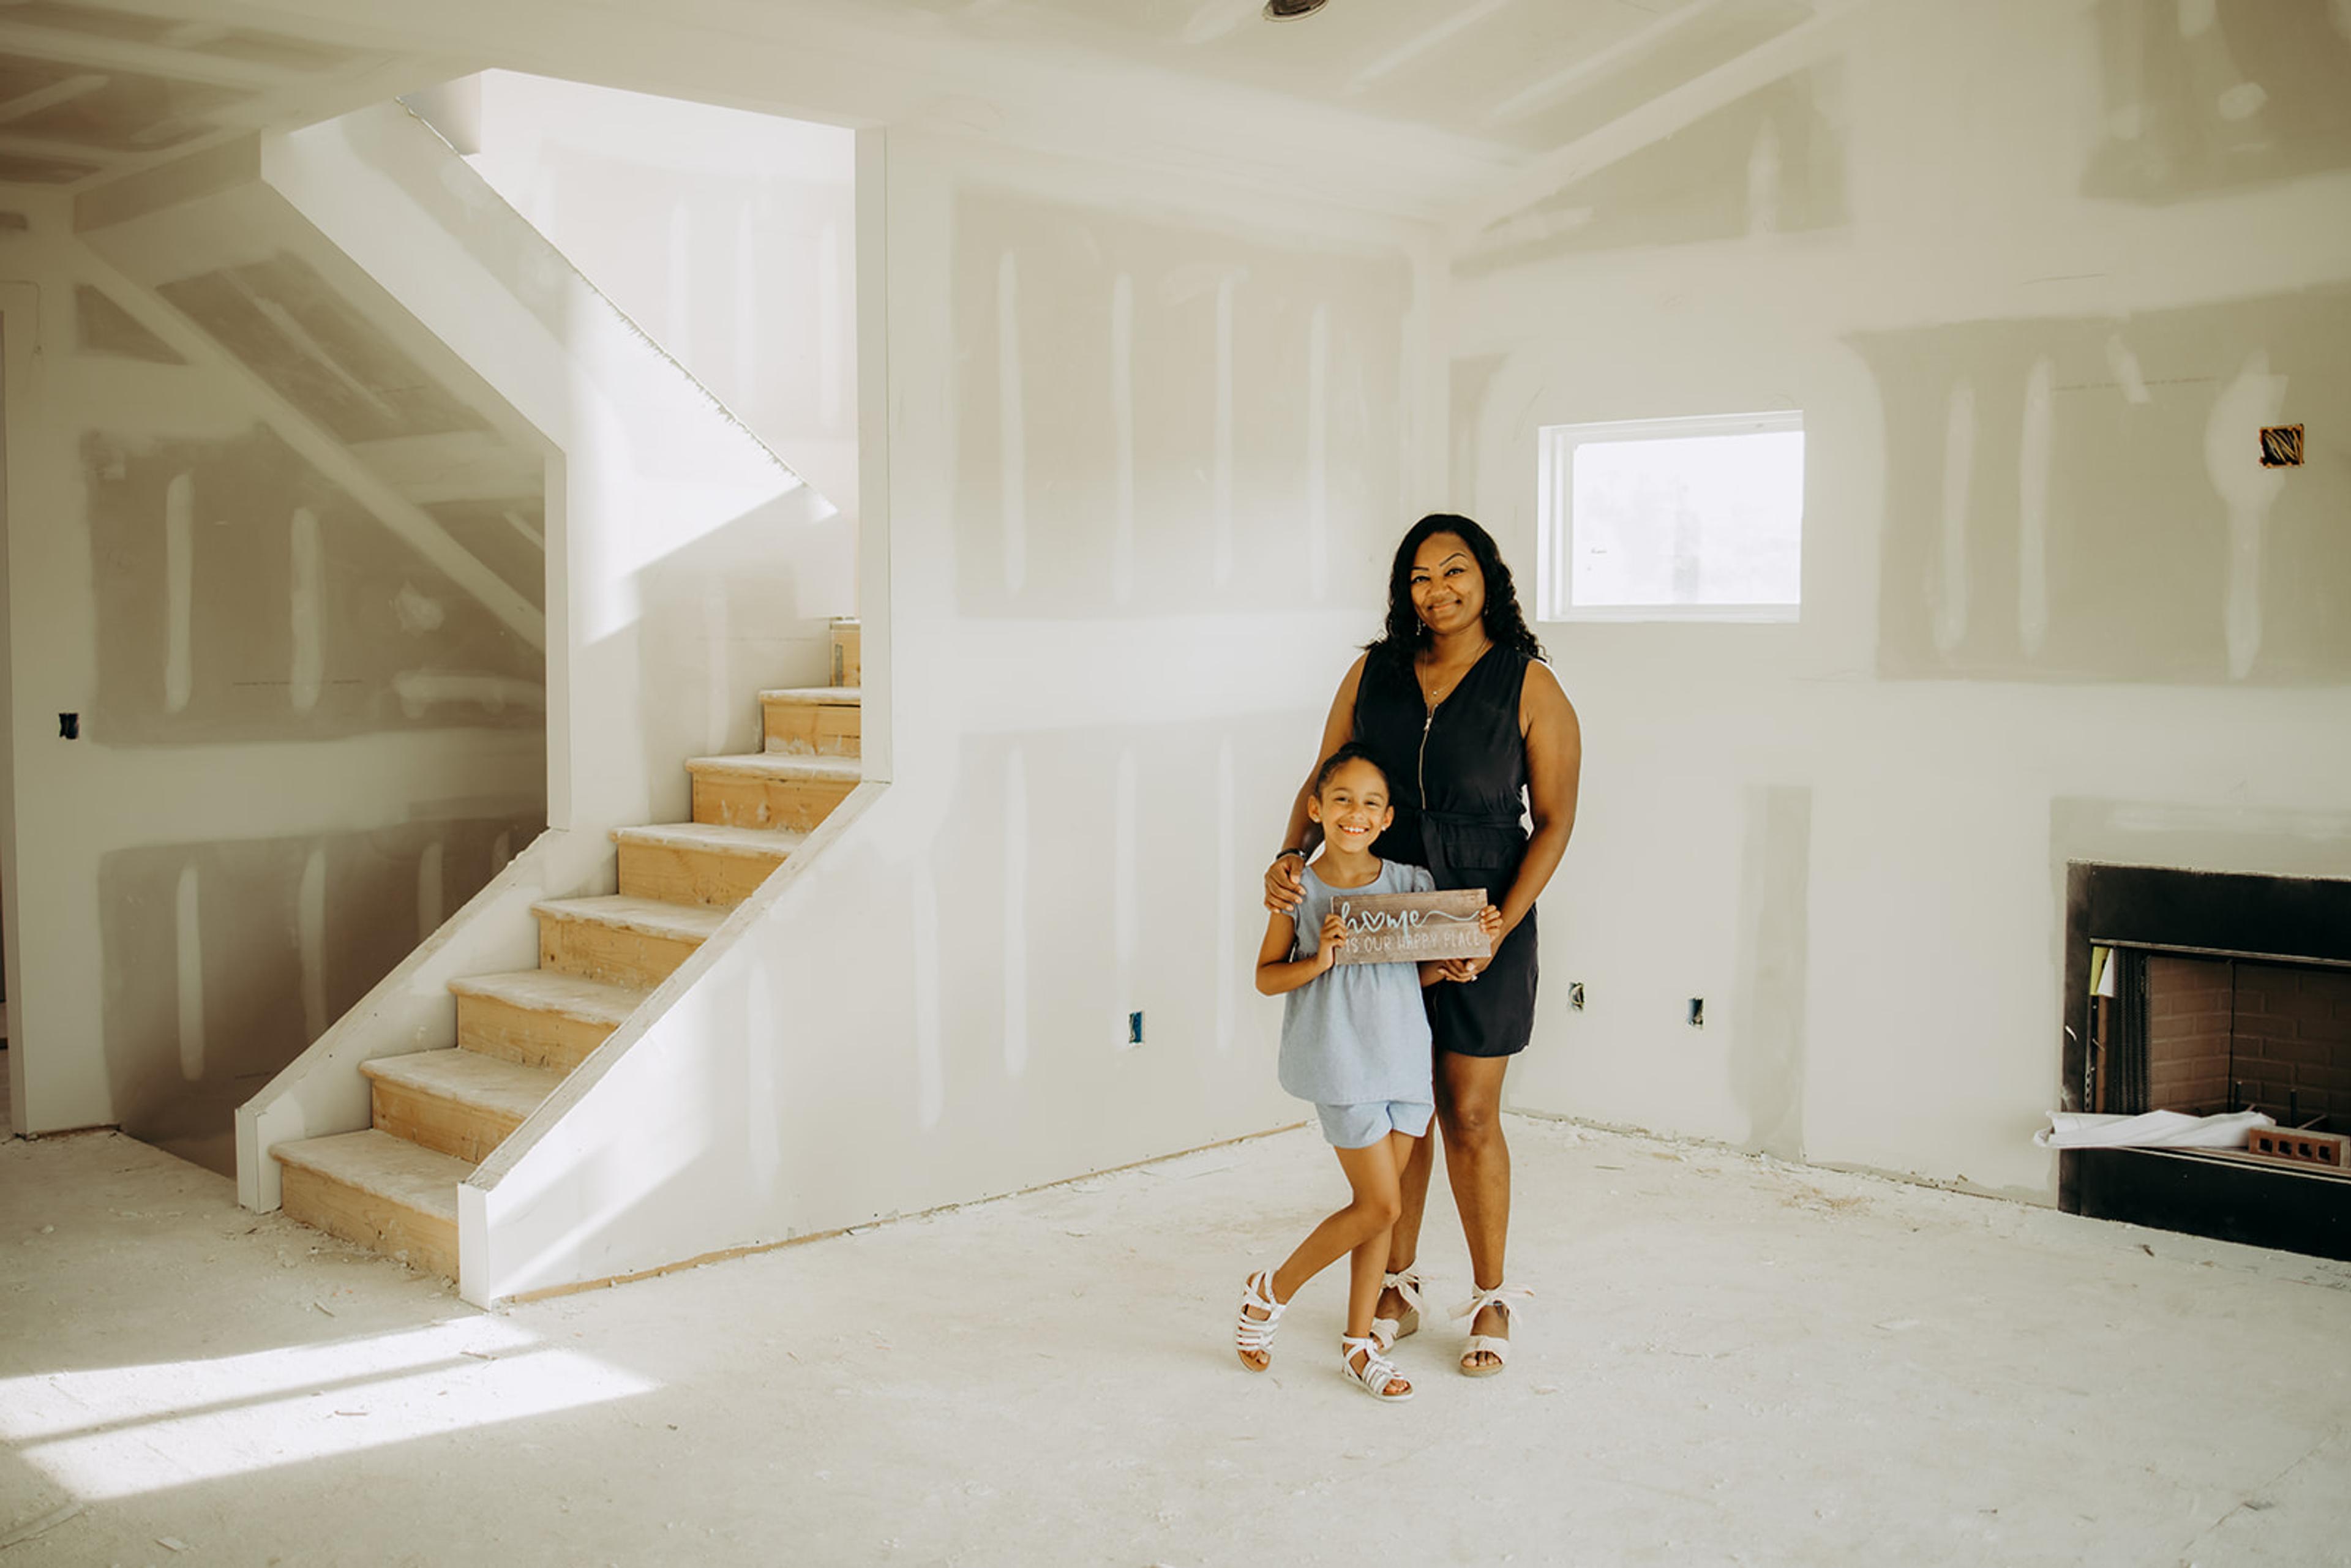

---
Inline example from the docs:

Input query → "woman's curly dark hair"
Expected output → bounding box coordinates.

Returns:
[1366,513,1545,669]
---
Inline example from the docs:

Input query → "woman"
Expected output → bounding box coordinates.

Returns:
[1265,514,1581,1376]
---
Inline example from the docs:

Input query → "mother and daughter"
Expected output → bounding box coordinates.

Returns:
[1234,514,1582,1402]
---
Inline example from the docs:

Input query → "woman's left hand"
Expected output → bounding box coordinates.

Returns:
[1431,957,1482,984]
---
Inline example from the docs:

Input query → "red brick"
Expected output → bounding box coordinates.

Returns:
[2297,1012,2351,1046]
[2240,1034,2323,1065]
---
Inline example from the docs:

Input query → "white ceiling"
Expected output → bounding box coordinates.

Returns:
[860,0,1819,156]
[0,0,1856,228]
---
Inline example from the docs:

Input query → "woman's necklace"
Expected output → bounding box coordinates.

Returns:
[1419,637,1493,710]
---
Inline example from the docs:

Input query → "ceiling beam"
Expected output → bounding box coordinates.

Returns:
[0,72,110,127]
[1450,0,1875,248]
[1480,0,1738,129]
[0,20,310,91]
[0,127,133,167]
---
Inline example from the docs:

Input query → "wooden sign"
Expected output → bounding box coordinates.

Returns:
[1330,889,1490,966]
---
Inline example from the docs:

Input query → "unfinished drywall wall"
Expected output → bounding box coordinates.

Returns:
[101,814,537,1172]
[86,426,542,742]
[465,128,1443,1299]
[455,73,858,531]
[1449,0,2351,1197]
[0,196,547,1163]
[1859,286,2351,684]
[951,187,1411,617]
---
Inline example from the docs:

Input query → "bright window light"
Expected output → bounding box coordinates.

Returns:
[1537,411,1804,622]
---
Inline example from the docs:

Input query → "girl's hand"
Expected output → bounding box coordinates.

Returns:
[1477,902,1504,945]
[1264,853,1307,914]
[1317,912,1348,971]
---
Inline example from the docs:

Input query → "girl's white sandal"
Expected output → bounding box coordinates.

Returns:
[1234,1269,1287,1371]
[1340,1334,1414,1400]
[1370,1268,1425,1352]
[1452,1283,1532,1378]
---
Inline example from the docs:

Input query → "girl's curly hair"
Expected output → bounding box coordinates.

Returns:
[1365,513,1545,670]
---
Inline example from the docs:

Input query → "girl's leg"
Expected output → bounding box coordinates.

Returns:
[1346,1128,1421,1337]
[1436,1052,1513,1370]
[1267,1136,1406,1307]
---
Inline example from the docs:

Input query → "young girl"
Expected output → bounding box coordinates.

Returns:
[1235,743,1502,1401]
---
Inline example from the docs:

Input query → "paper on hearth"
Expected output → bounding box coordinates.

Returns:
[2033,1109,2276,1150]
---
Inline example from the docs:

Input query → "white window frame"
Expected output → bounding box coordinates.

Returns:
[1537,409,1805,624]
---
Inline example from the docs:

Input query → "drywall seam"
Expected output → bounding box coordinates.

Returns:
[67,245,546,650]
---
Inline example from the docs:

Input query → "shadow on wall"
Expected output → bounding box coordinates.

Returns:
[1453,64,1849,280]
[620,489,851,802]
[102,813,542,1177]
[1856,283,2351,685]
[951,187,1412,618]
[2084,0,2351,203]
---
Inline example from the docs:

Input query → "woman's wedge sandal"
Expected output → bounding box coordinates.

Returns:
[1340,1335,1414,1400]
[1370,1268,1426,1352]
[1451,1283,1532,1378]
[1234,1269,1288,1371]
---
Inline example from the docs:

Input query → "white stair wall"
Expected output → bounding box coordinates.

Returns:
[216,101,856,1261]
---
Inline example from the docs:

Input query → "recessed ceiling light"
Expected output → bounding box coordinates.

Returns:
[1264,0,1330,19]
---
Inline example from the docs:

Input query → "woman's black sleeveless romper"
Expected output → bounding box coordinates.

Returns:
[1352,647,1539,1059]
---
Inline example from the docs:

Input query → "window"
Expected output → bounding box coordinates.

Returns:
[1537,411,1804,622]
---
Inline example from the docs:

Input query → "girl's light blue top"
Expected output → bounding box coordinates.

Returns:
[1278,859,1437,1106]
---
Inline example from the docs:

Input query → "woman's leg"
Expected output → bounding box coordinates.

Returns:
[1436,1051,1512,1370]
[1237,1135,1408,1370]
[1376,1122,1437,1321]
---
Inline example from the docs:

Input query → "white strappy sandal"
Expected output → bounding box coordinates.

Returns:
[1370,1268,1426,1352]
[1340,1334,1414,1401]
[1452,1283,1532,1378]
[1234,1269,1288,1371]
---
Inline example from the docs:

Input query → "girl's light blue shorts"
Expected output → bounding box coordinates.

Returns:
[1315,1099,1434,1150]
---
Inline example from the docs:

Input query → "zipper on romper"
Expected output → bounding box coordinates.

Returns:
[1419,705,1433,806]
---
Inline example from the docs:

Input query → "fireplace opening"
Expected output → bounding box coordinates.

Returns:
[2061,862,2351,1261]
[2094,950,2351,1133]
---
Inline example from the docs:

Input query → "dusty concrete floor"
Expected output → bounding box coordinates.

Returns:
[4,1119,2349,1567]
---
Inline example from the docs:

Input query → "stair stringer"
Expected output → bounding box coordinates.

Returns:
[460,781,888,1305]
[234,827,591,1212]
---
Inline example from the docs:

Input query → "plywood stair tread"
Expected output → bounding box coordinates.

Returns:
[449,969,649,1026]
[685,753,863,783]
[361,1048,561,1122]
[613,822,808,858]
[759,685,861,705]
[533,894,730,943]
[272,1128,468,1219]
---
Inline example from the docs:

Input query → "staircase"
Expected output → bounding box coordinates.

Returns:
[269,620,864,1278]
